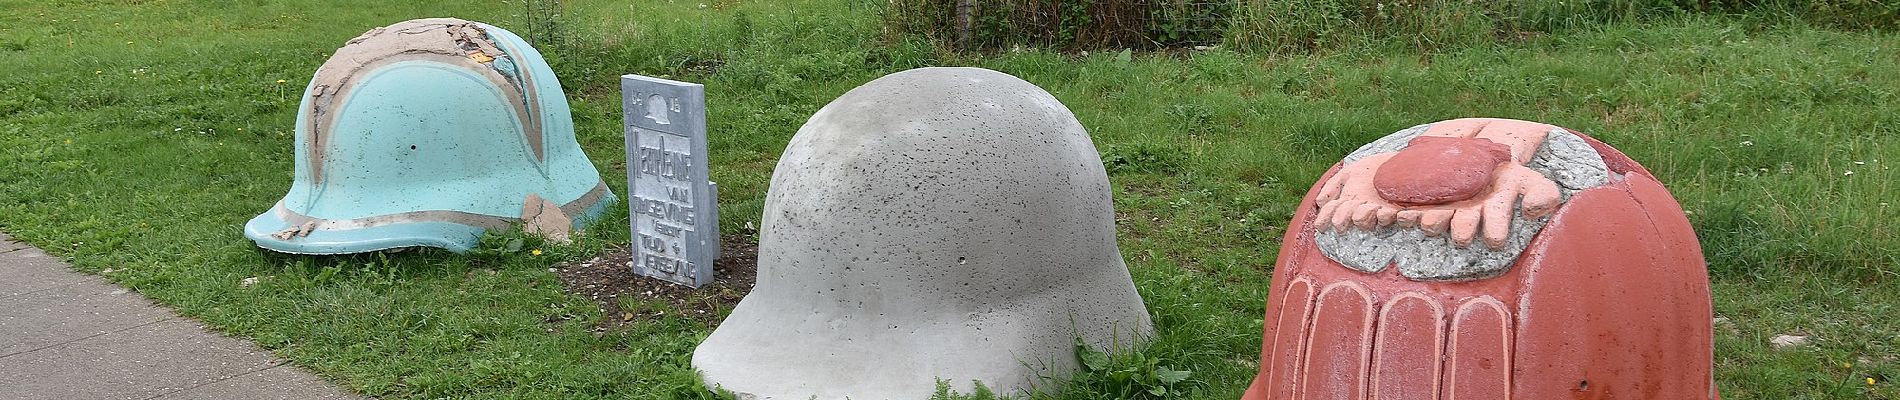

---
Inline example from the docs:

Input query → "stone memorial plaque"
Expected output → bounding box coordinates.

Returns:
[623,75,717,287]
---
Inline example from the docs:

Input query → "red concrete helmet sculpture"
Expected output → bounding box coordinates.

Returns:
[1243,118,1718,399]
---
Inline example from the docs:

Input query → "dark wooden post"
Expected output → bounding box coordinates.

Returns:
[955,0,975,50]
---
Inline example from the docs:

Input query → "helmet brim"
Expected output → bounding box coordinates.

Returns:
[243,191,616,255]
[243,208,487,254]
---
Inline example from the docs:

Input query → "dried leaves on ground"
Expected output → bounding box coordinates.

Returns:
[554,235,757,329]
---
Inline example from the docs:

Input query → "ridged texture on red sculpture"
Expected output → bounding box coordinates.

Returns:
[1370,293,1441,400]
[1446,298,1510,400]
[1299,282,1375,399]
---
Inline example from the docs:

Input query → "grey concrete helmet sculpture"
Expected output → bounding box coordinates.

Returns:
[693,67,1154,399]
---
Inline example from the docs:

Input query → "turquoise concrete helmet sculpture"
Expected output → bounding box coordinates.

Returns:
[244,18,617,254]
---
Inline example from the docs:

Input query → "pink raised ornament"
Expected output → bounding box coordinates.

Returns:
[1243,118,1719,399]
[1373,136,1512,207]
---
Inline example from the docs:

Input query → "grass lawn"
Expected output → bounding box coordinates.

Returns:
[1,0,1896,398]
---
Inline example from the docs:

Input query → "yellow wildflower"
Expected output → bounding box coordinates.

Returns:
[276,79,286,84]
[531,249,543,256]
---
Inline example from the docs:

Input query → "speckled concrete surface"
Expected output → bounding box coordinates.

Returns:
[693,67,1154,399]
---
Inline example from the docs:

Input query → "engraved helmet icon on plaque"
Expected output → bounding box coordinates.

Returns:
[623,75,718,287]
[646,94,671,125]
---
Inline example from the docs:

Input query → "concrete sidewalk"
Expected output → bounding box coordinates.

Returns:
[0,232,364,400]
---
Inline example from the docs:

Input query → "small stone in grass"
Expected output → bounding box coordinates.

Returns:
[1770,334,1810,349]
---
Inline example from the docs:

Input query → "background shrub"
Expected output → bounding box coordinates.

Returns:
[882,0,1234,50]
[884,0,1900,53]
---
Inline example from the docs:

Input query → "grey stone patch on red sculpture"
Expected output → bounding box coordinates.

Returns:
[1316,126,1611,281]
[692,67,1154,399]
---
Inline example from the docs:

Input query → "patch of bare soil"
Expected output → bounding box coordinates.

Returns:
[554,235,757,329]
